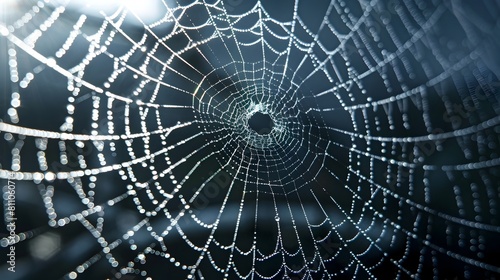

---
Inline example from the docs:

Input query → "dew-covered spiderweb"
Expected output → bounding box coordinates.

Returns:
[1,0,500,279]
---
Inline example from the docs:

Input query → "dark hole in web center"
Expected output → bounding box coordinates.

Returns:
[248,112,274,135]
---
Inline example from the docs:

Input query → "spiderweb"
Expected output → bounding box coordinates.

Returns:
[1,0,500,279]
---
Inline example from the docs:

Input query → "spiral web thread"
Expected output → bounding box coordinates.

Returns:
[1,0,500,279]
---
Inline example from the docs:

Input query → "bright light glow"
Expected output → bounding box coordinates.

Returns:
[0,0,19,25]
[48,0,172,26]
[0,0,17,8]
